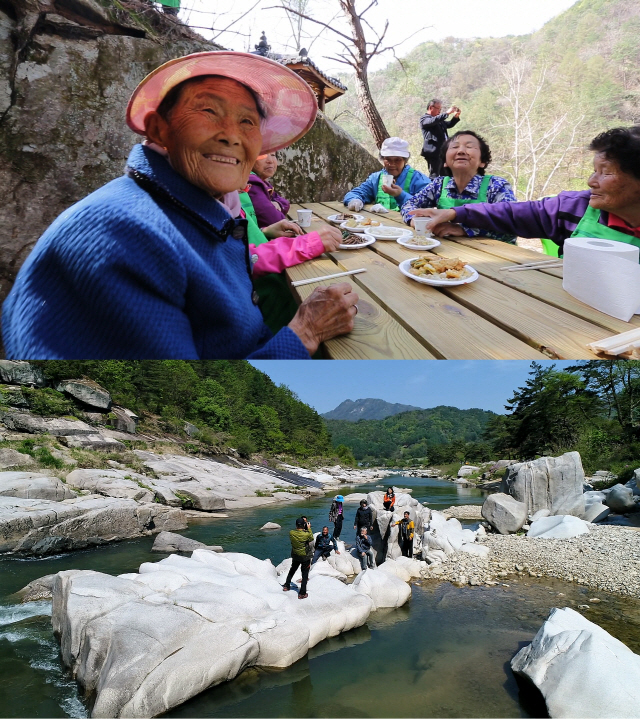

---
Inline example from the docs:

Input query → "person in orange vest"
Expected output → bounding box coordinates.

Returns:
[383,487,396,511]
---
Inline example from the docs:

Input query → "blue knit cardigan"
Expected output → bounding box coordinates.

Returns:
[2,145,310,359]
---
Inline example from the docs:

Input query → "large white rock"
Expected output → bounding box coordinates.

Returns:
[351,566,411,610]
[481,493,527,534]
[503,452,586,517]
[52,548,385,717]
[66,469,154,502]
[511,607,640,718]
[582,502,610,523]
[604,484,639,513]
[528,515,590,539]
[0,471,76,500]
[56,379,111,409]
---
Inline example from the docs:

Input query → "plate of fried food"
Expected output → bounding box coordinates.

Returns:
[340,217,382,232]
[339,231,376,250]
[365,225,414,241]
[397,235,441,251]
[398,256,478,285]
[327,212,365,225]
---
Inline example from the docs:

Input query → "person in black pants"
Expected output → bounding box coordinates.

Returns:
[393,511,415,558]
[283,517,314,599]
[312,526,340,564]
[419,99,461,177]
[329,495,344,539]
[354,499,373,538]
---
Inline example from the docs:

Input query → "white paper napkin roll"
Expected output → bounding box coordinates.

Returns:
[562,237,640,321]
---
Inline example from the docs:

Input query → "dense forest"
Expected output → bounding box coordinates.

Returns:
[28,361,332,459]
[325,406,495,464]
[327,0,639,199]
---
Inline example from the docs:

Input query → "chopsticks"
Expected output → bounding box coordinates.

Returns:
[291,268,366,287]
[588,328,640,357]
[500,259,563,272]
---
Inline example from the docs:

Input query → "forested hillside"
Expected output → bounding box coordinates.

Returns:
[328,0,639,199]
[325,406,495,463]
[29,361,331,459]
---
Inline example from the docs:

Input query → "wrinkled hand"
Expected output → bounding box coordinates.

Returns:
[288,282,359,355]
[347,199,364,212]
[433,222,466,238]
[446,105,456,115]
[262,219,303,239]
[315,223,343,252]
[382,182,402,198]
[408,207,456,232]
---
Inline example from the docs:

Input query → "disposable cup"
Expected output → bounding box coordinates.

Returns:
[413,217,430,235]
[382,174,394,187]
[296,209,313,228]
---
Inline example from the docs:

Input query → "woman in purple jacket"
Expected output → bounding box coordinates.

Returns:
[247,152,292,227]
[413,127,640,256]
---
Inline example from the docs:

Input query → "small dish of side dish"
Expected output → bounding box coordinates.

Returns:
[397,236,441,250]
[340,218,382,232]
[398,256,479,285]
[327,213,365,224]
[338,231,376,250]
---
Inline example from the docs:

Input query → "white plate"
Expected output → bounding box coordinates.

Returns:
[339,220,383,233]
[327,213,364,225]
[366,226,413,241]
[398,257,479,286]
[397,236,441,251]
[339,232,376,250]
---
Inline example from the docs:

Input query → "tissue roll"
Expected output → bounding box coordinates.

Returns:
[563,237,640,322]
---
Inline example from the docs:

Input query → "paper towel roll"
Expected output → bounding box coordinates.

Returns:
[563,237,640,322]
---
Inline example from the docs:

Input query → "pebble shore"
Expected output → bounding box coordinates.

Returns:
[423,525,640,598]
[441,505,484,520]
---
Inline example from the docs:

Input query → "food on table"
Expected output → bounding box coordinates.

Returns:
[409,256,472,280]
[334,213,355,221]
[340,231,368,245]
[369,226,408,237]
[405,236,438,246]
[345,218,381,228]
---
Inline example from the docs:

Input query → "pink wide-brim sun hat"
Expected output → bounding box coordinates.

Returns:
[126,51,318,154]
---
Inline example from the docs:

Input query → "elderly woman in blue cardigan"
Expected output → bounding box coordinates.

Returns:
[2,52,358,359]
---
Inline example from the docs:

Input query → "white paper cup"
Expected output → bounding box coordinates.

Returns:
[413,217,430,235]
[296,209,312,228]
[382,174,394,187]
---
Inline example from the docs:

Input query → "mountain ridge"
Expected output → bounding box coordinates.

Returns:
[322,398,423,421]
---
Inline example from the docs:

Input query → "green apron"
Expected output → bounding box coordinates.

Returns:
[571,205,640,254]
[239,191,301,335]
[436,175,491,209]
[376,167,415,210]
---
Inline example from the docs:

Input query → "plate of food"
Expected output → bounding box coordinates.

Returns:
[398,256,478,285]
[339,231,376,250]
[327,212,365,225]
[365,225,413,241]
[397,235,441,250]
[340,217,382,232]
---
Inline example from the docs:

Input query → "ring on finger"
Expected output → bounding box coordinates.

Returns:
[354,304,359,315]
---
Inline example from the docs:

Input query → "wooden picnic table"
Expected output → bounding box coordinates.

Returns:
[284,201,636,359]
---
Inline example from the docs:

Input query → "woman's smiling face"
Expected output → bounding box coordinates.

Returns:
[145,77,263,197]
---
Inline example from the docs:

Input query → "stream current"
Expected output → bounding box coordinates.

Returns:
[1,475,639,718]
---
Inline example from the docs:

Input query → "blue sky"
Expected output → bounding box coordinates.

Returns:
[249,360,577,415]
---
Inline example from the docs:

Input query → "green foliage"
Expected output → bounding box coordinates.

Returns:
[30,361,331,459]
[234,438,256,459]
[22,387,76,417]
[335,444,356,467]
[33,447,65,469]
[325,406,495,463]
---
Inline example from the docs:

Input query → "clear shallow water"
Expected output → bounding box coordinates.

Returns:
[1,475,639,718]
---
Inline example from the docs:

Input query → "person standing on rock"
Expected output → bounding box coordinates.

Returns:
[329,495,344,539]
[312,526,340,564]
[383,487,396,511]
[354,499,374,538]
[393,511,415,558]
[356,527,376,570]
[283,517,314,599]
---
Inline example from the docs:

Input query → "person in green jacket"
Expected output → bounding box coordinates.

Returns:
[283,517,314,599]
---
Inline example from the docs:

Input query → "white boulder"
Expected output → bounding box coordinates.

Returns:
[351,566,411,610]
[528,515,590,539]
[0,471,76,501]
[481,493,527,534]
[604,484,638,513]
[511,607,640,718]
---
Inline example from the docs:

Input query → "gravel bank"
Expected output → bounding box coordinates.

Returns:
[441,505,484,520]
[423,525,640,598]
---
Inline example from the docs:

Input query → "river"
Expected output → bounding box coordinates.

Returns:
[1,475,639,718]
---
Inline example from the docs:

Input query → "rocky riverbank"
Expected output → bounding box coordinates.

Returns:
[424,525,640,598]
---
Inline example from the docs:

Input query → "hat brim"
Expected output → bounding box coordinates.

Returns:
[126,51,318,154]
[380,150,410,158]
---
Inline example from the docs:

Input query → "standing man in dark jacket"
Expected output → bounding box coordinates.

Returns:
[420,99,461,176]
[312,526,340,564]
[393,511,415,558]
[354,499,374,537]
[283,517,314,599]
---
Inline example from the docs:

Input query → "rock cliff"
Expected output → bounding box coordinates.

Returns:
[0,0,378,311]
